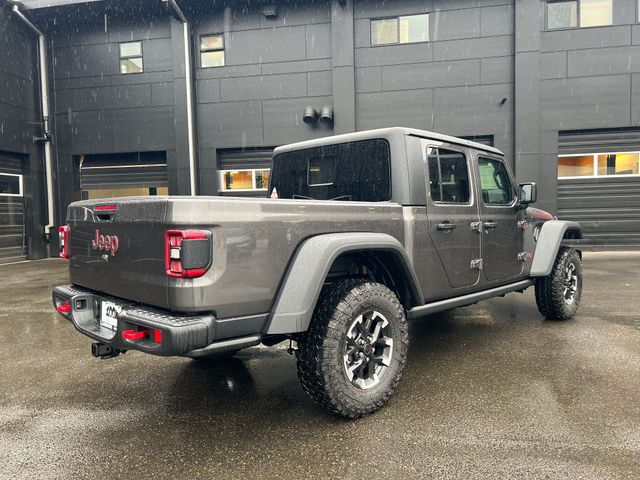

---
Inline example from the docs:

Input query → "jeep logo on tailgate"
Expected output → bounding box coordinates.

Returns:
[92,229,119,256]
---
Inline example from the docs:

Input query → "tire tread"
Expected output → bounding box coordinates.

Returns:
[297,280,408,419]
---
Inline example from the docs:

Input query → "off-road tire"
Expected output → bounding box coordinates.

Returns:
[535,247,582,321]
[296,280,409,419]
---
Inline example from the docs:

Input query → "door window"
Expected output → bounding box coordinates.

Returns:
[478,157,514,205]
[427,147,471,204]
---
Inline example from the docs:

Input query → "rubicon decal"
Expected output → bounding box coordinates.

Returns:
[92,229,120,256]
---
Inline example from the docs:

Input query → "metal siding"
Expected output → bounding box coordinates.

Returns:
[557,129,640,249]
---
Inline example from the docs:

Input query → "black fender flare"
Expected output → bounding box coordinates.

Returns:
[264,232,423,335]
[530,220,582,277]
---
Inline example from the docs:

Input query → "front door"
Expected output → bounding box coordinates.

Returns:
[475,155,524,281]
[426,146,481,289]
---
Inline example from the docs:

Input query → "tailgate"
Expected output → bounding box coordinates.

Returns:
[67,197,170,309]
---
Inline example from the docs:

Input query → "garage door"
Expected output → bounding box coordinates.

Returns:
[557,128,640,250]
[0,152,26,264]
[79,151,168,199]
[217,148,274,197]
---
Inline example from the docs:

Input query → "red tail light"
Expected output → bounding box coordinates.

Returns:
[94,204,118,212]
[58,225,70,259]
[165,230,211,278]
[56,303,71,313]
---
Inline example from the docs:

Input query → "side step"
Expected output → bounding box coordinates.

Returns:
[407,279,534,320]
[183,334,262,358]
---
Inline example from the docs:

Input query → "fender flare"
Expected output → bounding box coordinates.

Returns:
[530,220,582,277]
[264,232,423,335]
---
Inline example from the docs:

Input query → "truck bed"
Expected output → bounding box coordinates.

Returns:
[67,196,406,318]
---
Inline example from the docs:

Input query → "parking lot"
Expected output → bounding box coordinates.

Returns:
[0,254,639,479]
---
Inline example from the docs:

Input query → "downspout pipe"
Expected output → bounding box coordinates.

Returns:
[11,3,56,234]
[163,0,197,196]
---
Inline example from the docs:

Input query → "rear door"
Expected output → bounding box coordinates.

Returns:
[475,154,524,281]
[425,145,481,289]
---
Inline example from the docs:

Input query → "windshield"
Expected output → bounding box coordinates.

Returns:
[269,139,392,202]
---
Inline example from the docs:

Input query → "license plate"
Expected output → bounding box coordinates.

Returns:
[100,301,122,332]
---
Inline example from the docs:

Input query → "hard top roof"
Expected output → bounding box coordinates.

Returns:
[274,127,504,156]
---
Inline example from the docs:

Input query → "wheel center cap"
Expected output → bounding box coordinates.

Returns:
[363,344,373,355]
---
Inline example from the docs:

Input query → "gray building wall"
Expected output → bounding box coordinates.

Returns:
[354,0,514,161]
[189,0,336,194]
[1,0,638,257]
[0,4,48,259]
[536,0,640,213]
[44,1,176,212]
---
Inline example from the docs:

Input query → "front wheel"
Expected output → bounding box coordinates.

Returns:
[296,281,409,418]
[535,247,583,320]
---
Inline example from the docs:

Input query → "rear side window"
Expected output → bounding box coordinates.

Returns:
[270,139,391,201]
[427,147,470,204]
[478,156,514,205]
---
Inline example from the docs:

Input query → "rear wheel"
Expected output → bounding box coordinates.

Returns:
[535,247,582,320]
[296,280,408,418]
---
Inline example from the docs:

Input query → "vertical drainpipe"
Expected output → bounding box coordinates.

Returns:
[11,4,56,234]
[164,0,197,196]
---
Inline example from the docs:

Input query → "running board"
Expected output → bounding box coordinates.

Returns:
[183,334,262,358]
[408,279,534,320]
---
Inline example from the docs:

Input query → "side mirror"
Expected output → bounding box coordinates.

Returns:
[518,182,537,206]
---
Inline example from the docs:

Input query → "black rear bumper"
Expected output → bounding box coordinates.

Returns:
[53,284,216,356]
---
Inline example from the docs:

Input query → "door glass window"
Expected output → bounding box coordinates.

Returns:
[427,147,470,204]
[478,157,514,205]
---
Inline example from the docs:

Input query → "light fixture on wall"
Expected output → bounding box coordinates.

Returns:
[319,105,334,126]
[303,106,319,125]
[262,4,278,18]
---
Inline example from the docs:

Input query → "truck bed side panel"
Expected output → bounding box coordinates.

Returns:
[166,197,405,317]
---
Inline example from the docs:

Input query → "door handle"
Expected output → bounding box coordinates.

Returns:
[483,221,497,231]
[436,222,456,231]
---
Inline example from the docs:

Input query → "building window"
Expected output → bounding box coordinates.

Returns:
[219,168,270,192]
[558,152,640,178]
[547,0,612,30]
[427,147,471,204]
[119,41,143,74]
[371,13,429,46]
[0,173,23,197]
[200,34,225,68]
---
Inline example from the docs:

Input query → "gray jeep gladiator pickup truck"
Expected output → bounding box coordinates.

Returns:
[53,127,583,418]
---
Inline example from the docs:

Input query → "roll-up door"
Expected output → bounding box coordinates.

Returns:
[557,128,640,249]
[79,151,168,199]
[0,152,26,264]
[217,147,274,197]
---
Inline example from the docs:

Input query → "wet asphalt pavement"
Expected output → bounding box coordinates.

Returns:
[0,254,639,479]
